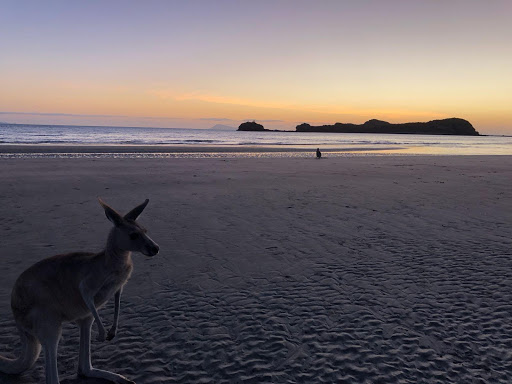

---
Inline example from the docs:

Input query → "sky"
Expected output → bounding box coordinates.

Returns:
[0,0,511,134]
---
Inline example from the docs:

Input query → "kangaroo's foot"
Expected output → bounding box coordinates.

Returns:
[78,368,135,384]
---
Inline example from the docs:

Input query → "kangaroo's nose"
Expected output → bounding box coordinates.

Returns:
[149,245,159,256]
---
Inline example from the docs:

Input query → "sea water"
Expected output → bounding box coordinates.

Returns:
[1,123,511,157]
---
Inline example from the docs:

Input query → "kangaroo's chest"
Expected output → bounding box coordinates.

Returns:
[94,263,133,307]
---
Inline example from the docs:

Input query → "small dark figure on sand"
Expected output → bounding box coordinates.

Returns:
[316,148,322,159]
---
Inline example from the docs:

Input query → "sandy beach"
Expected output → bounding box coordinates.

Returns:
[0,155,511,383]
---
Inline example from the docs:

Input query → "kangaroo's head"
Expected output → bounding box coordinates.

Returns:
[99,198,160,257]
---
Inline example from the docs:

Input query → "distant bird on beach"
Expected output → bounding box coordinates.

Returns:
[316,148,322,159]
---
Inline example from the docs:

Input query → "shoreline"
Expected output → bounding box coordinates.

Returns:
[0,144,406,157]
[1,144,511,157]
[0,144,359,153]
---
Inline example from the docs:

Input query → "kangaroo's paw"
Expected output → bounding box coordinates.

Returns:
[106,327,117,341]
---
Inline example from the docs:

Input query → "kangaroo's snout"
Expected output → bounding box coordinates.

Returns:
[147,244,159,257]
[142,238,159,257]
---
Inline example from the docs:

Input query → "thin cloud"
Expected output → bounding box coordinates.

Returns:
[199,117,237,122]
[174,92,260,107]
[151,89,296,112]
[0,111,126,118]
[242,119,285,123]
[0,111,189,121]
[200,117,286,123]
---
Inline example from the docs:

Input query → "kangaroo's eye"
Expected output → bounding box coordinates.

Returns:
[129,233,140,240]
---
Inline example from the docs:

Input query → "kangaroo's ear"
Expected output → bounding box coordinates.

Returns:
[98,198,123,226]
[124,199,149,221]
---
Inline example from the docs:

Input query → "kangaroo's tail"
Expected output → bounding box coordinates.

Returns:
[0,326,41,374]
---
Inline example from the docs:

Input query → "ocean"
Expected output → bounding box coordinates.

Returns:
[1,123,511,158]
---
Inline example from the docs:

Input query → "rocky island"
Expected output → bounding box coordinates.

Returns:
[296,118,479,136]
[238,121,266,131]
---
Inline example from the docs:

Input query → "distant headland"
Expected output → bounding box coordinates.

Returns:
[238,118,479,136]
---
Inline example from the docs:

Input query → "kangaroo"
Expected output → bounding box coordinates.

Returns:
[0,199,159,384]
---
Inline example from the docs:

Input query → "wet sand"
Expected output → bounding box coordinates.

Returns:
[0,144,401,156]
[0,155,511,383]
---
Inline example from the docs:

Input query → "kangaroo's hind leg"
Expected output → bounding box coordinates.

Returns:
[76,316,135,384]
[77,316,94,375]
[35,317,62,384]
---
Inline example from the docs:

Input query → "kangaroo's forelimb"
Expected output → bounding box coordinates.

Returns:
[79,280,107,342]
[107,288,122,341]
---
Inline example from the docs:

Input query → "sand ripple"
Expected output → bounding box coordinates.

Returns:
[23,239,507,383]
